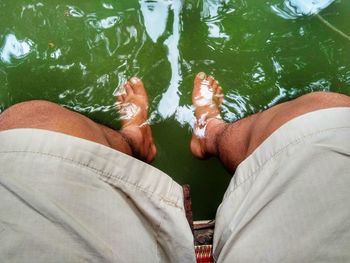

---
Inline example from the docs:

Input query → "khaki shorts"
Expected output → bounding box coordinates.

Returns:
[214,107,350,263]
[1,107,350,262]
[0,128,195,262]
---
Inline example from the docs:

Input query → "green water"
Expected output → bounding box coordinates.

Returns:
[1,0,349,219]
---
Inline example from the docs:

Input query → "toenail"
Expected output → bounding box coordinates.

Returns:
[197,72,206,80]
[130,77,140,84]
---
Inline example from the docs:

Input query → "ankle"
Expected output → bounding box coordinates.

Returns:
[204,119,227,156]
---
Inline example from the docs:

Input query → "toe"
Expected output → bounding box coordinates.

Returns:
[213,79,220,88]
[117,93,125,103]
[215,86,224,104]
[121,94,127,102]
[207,76,215,87]
[130,77,147,97]
[124,82,134,96]
[212,80,219,94]
[193,72,207,102]
[216,85,223,96]
[194,72,206,87]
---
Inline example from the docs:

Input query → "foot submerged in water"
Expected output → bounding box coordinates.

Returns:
[190,72,225,159]
[116,77,157,163]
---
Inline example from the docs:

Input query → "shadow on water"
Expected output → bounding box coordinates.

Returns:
[0,0,350,218]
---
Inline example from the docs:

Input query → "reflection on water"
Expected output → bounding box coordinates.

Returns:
[0,34,34,65]
[222,91,252,122]
[201,0,232,40]
[97,16,120,29]
[66,5,85,18]
[271,0,335,19]
[20,2,44,17]
[153,0,183,120]
[0,0,346,124]
[1,0,347,125]
[139,0,170,43]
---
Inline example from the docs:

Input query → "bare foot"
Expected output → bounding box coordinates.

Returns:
[117,77,157,163]
[190,72,226,159]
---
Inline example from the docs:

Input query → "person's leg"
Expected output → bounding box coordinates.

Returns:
[0,77,156,163]
[0,79,194,262]
[191,72,350,173]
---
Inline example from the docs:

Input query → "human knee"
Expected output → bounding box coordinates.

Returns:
[0,100,72,131]
[3,100,63,117]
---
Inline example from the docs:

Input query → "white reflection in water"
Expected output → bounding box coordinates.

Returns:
[102,3,114,10]
[271,0,335,19]
[267,87,287,108]
[307,78,331,91]
[76,86,94,98]
[79,62,88,76]
[222,92,251,121]
[66,5,85,18]
[97,16,120,29]
[49,63,75,72]
[159,0,183,119]
[251,63,266,84]
[0,34,34,64]
[272,57,283,74]
[50,48,62,59]
[139,0,183,119]
[139,0,171,43]
[59,89,74,99]
[96,74,110,87]
[113,72,128,95]
[338,66,350,85]
[67,104,116,113]
[126,26,138,39]
[201,0,231,39]
[20,2,44,17]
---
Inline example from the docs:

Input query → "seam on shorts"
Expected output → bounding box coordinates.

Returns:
[154,201,167,263]
[0,150,182,209]
[226,126,350,197]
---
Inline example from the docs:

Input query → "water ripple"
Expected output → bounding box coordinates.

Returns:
[271,0,336,19]
[97,16,120,29]
[0,0,349,127]
[0,33,34,65]
[65,5,85,18]
[222,91,252,122]
[201,0,234,40]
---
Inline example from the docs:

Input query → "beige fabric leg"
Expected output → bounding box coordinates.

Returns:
[214,108,350,263]
[0,129,195,263]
